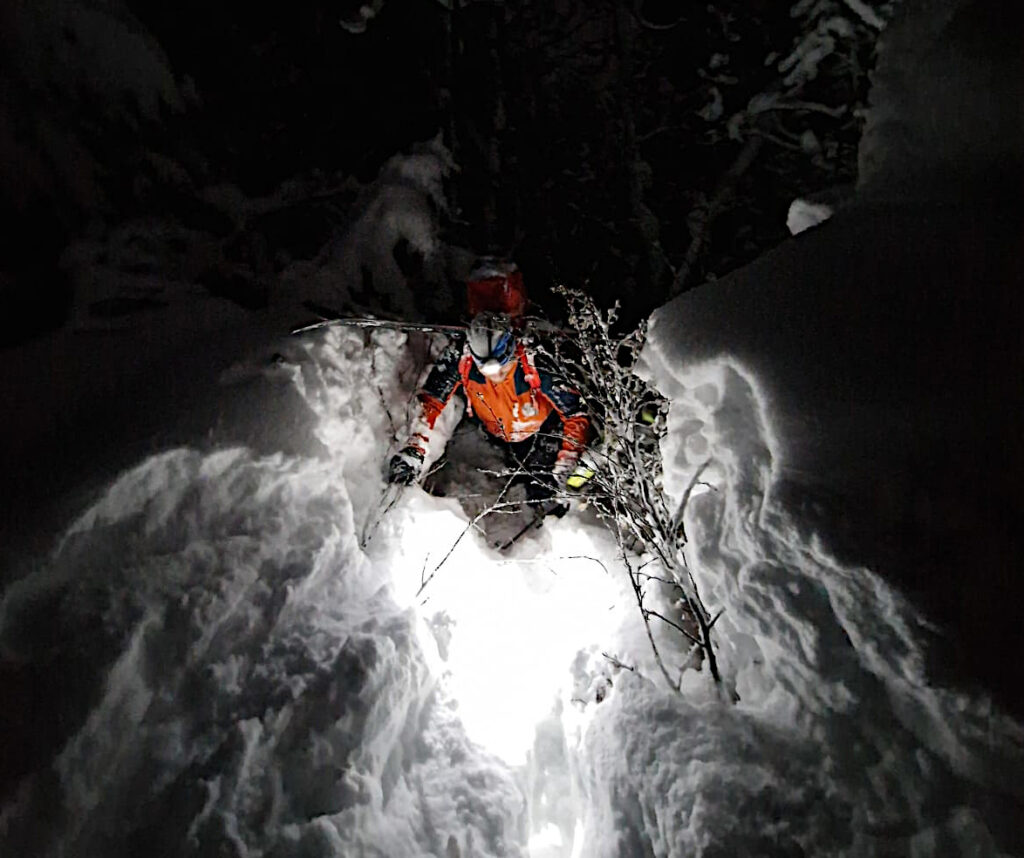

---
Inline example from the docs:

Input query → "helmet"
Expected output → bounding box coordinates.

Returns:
[466,258,527,318]
[467,311,517,374]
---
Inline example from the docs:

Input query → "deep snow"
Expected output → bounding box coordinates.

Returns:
[2,316,1022,857]
[2,0,1024,854]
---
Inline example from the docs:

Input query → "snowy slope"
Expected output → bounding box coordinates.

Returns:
[0,319,659,857]
[580,0,1024,852]
[614,350,1024,856]
[638,0,1024,713]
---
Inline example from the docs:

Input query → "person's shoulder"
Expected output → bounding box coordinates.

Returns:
[526,344,581,397]
[525,341,560,376]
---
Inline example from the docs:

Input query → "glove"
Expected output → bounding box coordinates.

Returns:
[552,450,579,490]
[388,448,424,485]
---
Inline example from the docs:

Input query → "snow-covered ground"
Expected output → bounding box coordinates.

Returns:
[0,321,657,857]
[1,313,1022,857]
[2,0,1023,854]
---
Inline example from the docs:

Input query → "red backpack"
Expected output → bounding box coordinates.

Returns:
[466,261,527,318]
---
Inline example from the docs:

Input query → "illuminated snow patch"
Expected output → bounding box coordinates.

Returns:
[527,822,565,856]
[383,491,621,766]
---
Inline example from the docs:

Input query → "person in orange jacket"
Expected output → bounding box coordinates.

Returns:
[388,311,589,504]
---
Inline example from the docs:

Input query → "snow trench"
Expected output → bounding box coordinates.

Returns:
[1,326,1022,857]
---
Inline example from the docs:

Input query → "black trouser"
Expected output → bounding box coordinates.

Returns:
[500,411,563,503]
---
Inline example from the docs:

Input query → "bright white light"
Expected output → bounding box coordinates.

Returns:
[569,820,585,858]
[527,823,563,853]
[387,492,621,766]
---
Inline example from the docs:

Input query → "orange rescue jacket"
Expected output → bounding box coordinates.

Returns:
[408,340,589,458]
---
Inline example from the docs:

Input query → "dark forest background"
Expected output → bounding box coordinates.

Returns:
[1,0,892,343]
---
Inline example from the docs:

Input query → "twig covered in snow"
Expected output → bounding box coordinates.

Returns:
[601,652,637,673]
[841,0,886,30]
[546,287,724,688]
[673,459,713,542]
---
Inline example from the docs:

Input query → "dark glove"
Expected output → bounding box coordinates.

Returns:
[388,448,424,485]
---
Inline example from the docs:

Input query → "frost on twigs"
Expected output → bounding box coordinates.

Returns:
[546,286,723,691]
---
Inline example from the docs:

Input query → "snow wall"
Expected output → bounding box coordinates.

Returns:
[643,0,1023,711]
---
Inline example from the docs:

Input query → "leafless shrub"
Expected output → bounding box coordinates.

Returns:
[544,286,723,690]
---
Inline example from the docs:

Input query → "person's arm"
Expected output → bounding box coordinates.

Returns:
[533,353,590,484]
[388,339,464,484]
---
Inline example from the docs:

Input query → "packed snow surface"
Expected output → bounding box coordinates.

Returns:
[2,320,1021,857]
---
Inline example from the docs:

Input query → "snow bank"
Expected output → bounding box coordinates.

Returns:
[0,327,530,857]
[562,347,1024,856]
[0,322,655,857]
[570,0,1024,852]
[858,0,1024,200]
[3,4,1022,853]
[3,301,1021,857]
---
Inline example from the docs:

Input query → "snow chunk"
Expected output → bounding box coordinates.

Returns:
[786,197,834,234]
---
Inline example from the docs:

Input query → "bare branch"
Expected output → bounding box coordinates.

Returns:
[625,539,681,693]
[561,555,612,576]
[841,0,885,30]
[631,4,684,32]
[763,100,849,118]
[550,287,727,693]
[645,609,703,648]
[377,384,399,443]
[637,570,686,592]
[417,467,523,596]
[602,651,636,672]
[672,459,713,541]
